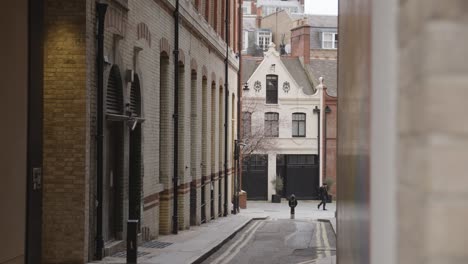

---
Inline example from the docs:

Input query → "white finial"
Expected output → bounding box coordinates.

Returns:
[319,76,324,85]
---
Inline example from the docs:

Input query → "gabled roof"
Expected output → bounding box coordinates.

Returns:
[290,14,337,28]
[308,59,337,96]
[280,57,315,95]
[242,57,262,83]
[242,55,315,95]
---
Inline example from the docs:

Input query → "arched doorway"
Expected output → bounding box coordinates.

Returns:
[104,66,124,241]
[129,74,142,228]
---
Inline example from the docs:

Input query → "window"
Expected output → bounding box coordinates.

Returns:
[266,75,278,104]
[257,31,272,51]
[264,112,279,137]
[242,112,252,137]
[322,32,338,49]
[242,6,248,14]
[292,113,306,137]
[243,31,249,51]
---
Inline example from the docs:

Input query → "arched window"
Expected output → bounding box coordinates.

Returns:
[264,112,279,137]
[292,113,306,137]
[266,74,278,104]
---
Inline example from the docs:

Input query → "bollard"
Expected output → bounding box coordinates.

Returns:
[288,194,298,219]
[127,219,139,264]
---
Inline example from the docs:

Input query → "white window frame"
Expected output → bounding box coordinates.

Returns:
[243,31,249,51]
[322,32,338,49]
[257,31,272,51]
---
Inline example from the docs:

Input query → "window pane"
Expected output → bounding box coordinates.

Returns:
[292,121,298,136]
[299,122,305,136]
[323,33,333,41]
[266,75,278,104]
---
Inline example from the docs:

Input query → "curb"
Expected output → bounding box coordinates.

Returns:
[191,216,268,264]
[318,218,336,236]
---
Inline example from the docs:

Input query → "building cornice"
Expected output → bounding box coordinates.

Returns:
[155,0,239,70]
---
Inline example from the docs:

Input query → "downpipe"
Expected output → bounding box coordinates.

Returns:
[173,0,180,234]
[223,0,230,217]
[95,2,107,259]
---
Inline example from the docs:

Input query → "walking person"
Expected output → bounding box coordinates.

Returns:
[317,182,328,210]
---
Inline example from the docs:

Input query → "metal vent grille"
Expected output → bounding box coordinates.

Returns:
[112,251,150,258]
[106,67,123,114]
[141,240,173,249]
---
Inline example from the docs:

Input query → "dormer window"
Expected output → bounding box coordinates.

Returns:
[322,32,338,49]
[257,31,272,51]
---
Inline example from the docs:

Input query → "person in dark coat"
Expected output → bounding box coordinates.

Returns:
[317,183,328,210]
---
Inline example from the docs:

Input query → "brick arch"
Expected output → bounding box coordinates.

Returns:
[201,65,208,78]
[178,49,186,66]
[191,58,198,72]
[211,72,216,84]
[160,37,171,56]
[219,78,224,87]
[137,22,151,46]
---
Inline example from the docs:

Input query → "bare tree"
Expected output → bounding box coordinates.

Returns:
[240,98,287,161]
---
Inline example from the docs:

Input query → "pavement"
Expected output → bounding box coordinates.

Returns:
[90,200,336,264]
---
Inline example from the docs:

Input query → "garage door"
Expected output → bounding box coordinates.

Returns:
[242,155,268,200]
[285,155,319,199]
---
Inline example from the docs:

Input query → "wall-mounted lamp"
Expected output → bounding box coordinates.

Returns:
[243,82,250,91]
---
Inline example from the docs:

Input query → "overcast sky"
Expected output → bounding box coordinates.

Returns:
[304,0,338,15]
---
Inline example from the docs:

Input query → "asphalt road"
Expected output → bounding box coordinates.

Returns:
[201,218,336,264]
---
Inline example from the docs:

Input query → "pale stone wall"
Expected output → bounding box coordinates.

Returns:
[397,1,468,263]
[337,0,468,263]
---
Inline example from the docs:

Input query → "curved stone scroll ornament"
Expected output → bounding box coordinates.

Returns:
[283,81,290,93]
[254,80,262,92]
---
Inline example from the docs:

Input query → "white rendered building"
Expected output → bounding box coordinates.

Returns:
[242,43,324,200]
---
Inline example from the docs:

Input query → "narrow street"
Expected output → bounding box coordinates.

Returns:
[202,219,336,264]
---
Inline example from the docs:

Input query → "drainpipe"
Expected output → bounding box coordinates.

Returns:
[223,0,230,217]
[173,0,180,234]
[95,2,107,259]
[235,0,243,214]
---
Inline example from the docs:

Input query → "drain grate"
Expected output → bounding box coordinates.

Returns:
[112,251,150,258]
[141,240,173,249]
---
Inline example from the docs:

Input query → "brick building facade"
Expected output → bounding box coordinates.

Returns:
[1,0,241,263]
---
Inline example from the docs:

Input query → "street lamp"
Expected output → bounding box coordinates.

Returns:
[313,106,320,197]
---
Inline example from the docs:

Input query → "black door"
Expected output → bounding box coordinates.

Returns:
[129,124,142,226]
[105,66,124,241]
[26,0,44,261]
[129,76,142,227]
[285,155,319,199]
[106,122,124,240]
[242,155,268,200]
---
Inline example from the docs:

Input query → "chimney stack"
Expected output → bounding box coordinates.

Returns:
[290,19,311,65]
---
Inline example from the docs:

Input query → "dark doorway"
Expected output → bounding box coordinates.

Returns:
[285,155,319,199]
[105,122,124,241]
[129,75,142,228]
[242,155,268,200]
[201,180,207,223]
[104,66,124,241]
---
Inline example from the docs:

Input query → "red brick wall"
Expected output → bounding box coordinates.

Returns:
[291,24,311,64]
[324,92,337,195]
